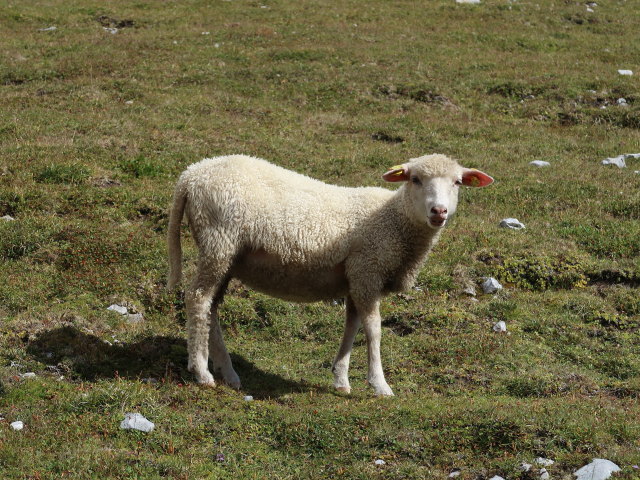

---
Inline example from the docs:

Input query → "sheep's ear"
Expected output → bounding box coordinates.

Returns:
[382,164,410,182]
[461,168,494,187]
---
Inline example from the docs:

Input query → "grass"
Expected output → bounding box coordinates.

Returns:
[1,0,640,478]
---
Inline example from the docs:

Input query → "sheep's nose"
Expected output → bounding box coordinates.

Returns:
[431,206,448,217]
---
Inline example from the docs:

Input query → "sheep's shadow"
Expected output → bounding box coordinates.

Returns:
[27,326,326,399]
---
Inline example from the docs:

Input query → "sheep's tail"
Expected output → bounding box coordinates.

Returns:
[167,179,187,290]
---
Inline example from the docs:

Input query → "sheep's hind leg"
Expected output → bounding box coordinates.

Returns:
[332,296,360,394]
[208,283,241,389]
[185,259,231,386]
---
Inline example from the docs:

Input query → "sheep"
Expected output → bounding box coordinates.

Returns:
[167,154,493,396]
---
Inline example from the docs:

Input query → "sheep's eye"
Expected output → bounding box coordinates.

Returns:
[411,177,421,185]
[454,179,462,186]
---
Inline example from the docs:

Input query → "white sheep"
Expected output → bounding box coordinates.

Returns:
[167,154,493,396]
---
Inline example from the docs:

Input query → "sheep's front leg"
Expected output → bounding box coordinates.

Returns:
[359,300,394,396]
[332,296,360,393]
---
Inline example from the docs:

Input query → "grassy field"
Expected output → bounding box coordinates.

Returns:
[1,0,639,478]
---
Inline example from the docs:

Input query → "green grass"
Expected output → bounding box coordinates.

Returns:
[1,0,640,478]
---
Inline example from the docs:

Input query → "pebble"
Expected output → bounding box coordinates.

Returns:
[540,468,550,480]
[38,26,57,32]
[449,469,462,478]
[120,413,154,433]
[374,459,386,465]
[618,69,633,76]
[482,277,503,294]
[530,160,550,167]
[574,459,620,480]
[1,215,15,221]
[107,304,128,315]
[535,457,555,467]
[127,313,144,324]
[103,27,118,34]
[617,98,628,106]
[489,476,505,480]
[500,218,526,229]
[601,157,626,168]
[21,372,36,379]
[11,421,24,431]
[519,462,533,472]
[243,395,254,401]
[493,321,507,333]
[456,0,481,3]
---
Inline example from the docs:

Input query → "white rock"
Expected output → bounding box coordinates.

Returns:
[120,413,154,432]
[103,27,118,34]
[635,171,640,174]
[493,321,507,333]
[574,459,620,480]
[21,372,36,379]
[586,7,594,12]
[625,153,640,159]
[535,457,555,467]
[107,304,128,315]
[519,462,533,472]
[456,0,481,3]
[449,470,462,478]
[243,395,254,401]
[601,156,626,168]
[374,459,386,465]
[489,476,505,480]
[500,218,526,229]
[38,26,57,32]
[482,277,503,294]
[617,98,627,106]
[11,421,24,430]
[530,160,550,167]
[618,69,633,76]
[1,215,15,221]
[540,468,550,480]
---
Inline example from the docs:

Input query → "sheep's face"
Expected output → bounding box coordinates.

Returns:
[382,154,493,229]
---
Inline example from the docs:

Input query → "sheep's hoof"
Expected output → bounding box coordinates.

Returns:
[371,383,395,397]
[223,372,242,390]
[335,385,351,394]
[194,370,216,386]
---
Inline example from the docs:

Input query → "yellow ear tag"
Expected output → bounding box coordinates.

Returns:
[388,165,404,175]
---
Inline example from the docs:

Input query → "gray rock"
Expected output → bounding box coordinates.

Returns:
[602,156,626,168]
[519,462,533,472]
[120,413,154,433]
[127,313,144,324]
[456,0,481,3]
[482,277,503,294]
[500,218,526,229]
[1,215,15,221]
[243,395,254,401]
[20,372,36,379]
[535,457,555,467]
[489,476,506,480]
[618,69,633,76]
[493,321,507,333]
[540,468,550,480]
[374,459,386,465]
[574,459,620,480]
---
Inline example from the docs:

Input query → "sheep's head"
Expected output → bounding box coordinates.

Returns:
[382,154,493,229]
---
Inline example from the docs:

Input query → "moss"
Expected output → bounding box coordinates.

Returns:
[493,254,588,291]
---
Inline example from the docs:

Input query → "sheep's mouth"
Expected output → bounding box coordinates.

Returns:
[428,217,446,228]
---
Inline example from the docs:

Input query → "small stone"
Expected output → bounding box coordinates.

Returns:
[499,218,526,229]
[11,421,24,430]
[120,413,154,432]
[462,285,477,297]
[618,69,633,76]
[540,468,550,480]
[493,321,507,333]
[103,27,118,34]
[1,215,15,221]
[530,160,550,167]
[574,459,620,480]
[243,395,254,401]
[107,304,128,315]
[617,98,627,106]
[489,476,505,480]
[38,26,57,32]
[519,462,533,472]
[535,457,555,467]
[125,100,134,105]
[456,0,481,3]
[601,156,626,168]
[21,372,36,379]
[586,7,594,12]
[482,277,503,294]
[374,459,386,465]
[215,453,225,462]
[449,469,462,478]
